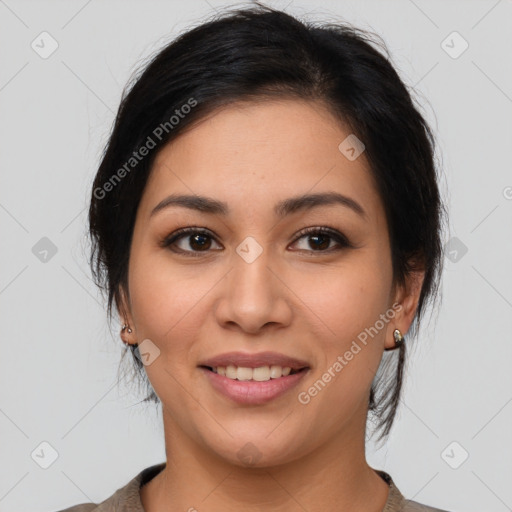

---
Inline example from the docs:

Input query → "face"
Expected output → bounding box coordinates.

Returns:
[120,98,420,467]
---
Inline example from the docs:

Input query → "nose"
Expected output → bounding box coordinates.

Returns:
[214,245,293,334]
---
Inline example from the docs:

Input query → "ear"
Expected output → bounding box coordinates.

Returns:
[385,269,425,349]
[116,285,137,345]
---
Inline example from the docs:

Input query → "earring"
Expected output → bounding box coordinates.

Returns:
[121,324,133,334]
[385,328,404,351]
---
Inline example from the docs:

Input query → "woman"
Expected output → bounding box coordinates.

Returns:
[59,3,450,511]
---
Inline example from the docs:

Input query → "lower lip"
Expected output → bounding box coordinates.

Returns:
[200,367,309,405]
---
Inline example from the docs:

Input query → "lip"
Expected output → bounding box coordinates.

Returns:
[200,366,310,405]
[198,351,310,371]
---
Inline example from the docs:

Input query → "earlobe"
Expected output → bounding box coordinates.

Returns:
[385,270,425,350]
[384,328,405,351]
[117,286,137,345]
[120,322,136,346]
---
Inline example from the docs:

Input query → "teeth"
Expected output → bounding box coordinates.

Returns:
[236,366,252,381]
[213,365,294,381]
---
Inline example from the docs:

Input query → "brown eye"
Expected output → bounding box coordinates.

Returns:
[290,227,352,253]
[161,228,222,256]
[183,233,213,251]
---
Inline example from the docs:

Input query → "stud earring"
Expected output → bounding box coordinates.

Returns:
[121,324,132,334]
[385,328,404,351]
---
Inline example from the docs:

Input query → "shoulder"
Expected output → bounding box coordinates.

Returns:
[53,505,97,512]
[51,462,166,512]
[400,499,452,511]
[377,470,453,512]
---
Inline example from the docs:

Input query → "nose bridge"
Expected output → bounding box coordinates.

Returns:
[214,235,291,332]
[231,237,274,307]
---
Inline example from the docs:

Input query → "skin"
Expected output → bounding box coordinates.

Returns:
[119,98,424,512]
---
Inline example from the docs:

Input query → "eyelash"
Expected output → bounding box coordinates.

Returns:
[160,226,354,257]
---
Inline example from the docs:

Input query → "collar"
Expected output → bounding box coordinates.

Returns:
[99,463,407,511]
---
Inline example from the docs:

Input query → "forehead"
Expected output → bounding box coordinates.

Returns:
[140,99,383,223]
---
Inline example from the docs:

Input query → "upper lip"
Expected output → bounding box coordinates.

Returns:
[198,351,310,370]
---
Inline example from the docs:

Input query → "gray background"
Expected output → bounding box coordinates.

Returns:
[1,0,511,511]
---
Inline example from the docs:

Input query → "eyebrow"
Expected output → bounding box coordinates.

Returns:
[150,192,367,220]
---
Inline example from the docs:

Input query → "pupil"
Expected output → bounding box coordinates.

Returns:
[310,235,329,250]
[190,234,210,251]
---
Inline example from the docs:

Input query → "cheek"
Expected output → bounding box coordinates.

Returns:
[294,257,391,344]
[126,251,213,400]
[292,264,390,430]
[293,254,392,398]
[127,247,220,345]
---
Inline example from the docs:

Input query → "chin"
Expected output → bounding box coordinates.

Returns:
[207,435,307,470]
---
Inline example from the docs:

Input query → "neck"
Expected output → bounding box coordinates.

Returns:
[141,407,389,512]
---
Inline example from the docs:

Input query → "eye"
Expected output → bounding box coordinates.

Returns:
[160,227,222,256]
[290,226,353,253]
[160,226,353,257]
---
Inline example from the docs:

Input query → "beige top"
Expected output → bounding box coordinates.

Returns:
[55,462,450,511]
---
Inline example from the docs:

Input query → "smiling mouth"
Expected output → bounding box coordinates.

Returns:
[200,365,308,381]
